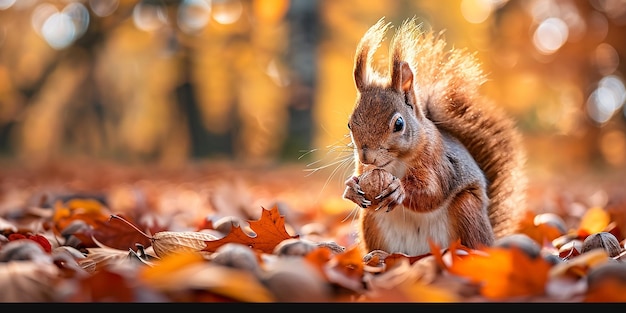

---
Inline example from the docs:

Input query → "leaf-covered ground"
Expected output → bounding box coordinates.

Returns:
[1,159,625,302]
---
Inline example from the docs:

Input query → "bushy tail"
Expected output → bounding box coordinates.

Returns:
[392,18,528,237]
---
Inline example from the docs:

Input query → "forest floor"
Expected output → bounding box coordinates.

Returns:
[0,158,625,302]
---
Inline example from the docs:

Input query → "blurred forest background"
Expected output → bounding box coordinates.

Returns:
[0,0,625,181]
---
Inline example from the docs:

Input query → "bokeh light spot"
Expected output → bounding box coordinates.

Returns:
[63,2,90,38]
[460,0,493,24]
[0,0,15,10]
[212,0,242,25]
[41,12,76,50]
[133,1,168,32]
[31,3,58,36]
[586,75,626,125]
[533,17,568,55]
[89,0,119,18]
[594,43,619,76]
[600,130,626,167]
[177,0,212,34]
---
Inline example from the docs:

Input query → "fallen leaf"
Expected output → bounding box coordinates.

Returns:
[324,245,365,292]
[0,261,59,302]
[517,211,563,245]
[550,249,611,279]
[140,251,274,302]
[151,231,219,257]
[447,246,552,300]
[203,206,298,254]
[579,206,610,235]
[92,214,152,251]
[70,267,136,302]
[584,262,626,302]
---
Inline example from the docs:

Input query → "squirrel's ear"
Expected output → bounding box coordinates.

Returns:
[354,51,367,91]
[391,61,414,93]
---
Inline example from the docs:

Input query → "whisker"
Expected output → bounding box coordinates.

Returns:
[341,204,360,224]
[304,154,352,176]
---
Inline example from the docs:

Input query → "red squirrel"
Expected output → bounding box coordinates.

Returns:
[342,18,527,256]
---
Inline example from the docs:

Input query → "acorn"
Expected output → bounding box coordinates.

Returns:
[581,232,622,257]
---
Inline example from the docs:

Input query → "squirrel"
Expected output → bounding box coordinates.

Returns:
[342,18,527,256]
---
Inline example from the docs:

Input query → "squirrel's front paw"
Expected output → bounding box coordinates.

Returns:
[374,176,405,212]
[342,176,371,208]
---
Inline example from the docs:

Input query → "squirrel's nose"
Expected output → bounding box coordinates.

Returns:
[360,148,376,165]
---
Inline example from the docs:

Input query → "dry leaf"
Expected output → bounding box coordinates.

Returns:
[584,262,626,302]
[324,245,365,292]
[203,206,298,254]
[151,231,218,257]
[550,249,611,279]
[447,247,551,300]
[517,211,563,245]
[140,251,274,302]
[579,206,611,235]
[0,261,60,302]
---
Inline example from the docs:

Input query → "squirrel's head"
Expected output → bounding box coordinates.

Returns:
[348,18,435,176]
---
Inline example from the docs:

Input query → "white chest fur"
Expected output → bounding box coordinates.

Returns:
[371,205,452,255]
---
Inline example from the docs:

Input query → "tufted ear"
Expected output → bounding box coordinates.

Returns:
[353,18,390,92]
[354,47,368,92]
[391,61,414,93]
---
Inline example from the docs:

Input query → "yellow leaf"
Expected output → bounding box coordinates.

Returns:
[140,251,274,302]
[402,280,460,302]
[579,206,610,234]
[66,198,105,214]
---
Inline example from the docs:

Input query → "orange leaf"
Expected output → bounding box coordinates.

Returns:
[517,211,562,245]
[304,247,333,278]
[585,278,626,302]
[429,239,447,269]
[579,206,611,234]
[140,251,274,302]
[447,247,551,300]
[323,245,366,292]
[53,199,110,231]
[329,245,364,278]
[202,206,298,254]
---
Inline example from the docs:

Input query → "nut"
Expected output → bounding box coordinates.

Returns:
[359,168,395,204]
[581,232,622,257]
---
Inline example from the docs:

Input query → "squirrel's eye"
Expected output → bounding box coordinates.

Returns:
[347,122,351,130]
[393,116,404,132]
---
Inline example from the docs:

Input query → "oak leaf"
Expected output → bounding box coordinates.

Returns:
[447,246,552,300]
[202,206,298,254]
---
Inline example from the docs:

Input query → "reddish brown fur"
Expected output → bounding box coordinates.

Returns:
[344,17,527,254]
